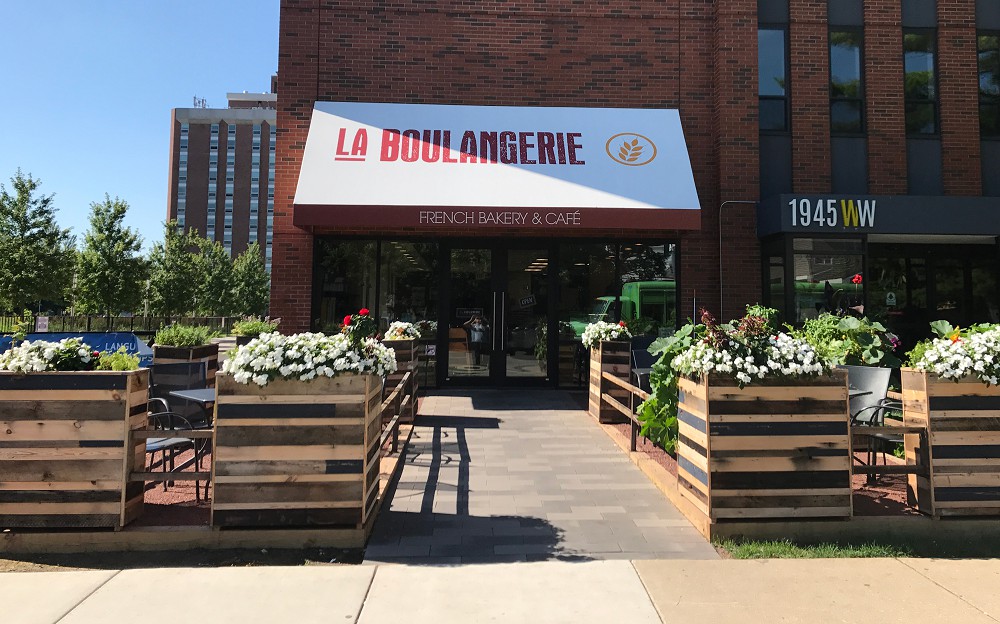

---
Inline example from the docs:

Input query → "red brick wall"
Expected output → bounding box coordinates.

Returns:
[272,0,320,332]
[938,0,982,195]
[274,0,760,330]
[864,1,908,194]
[274,0,988,332]
[790,1,831,193]
[712,0,760,320]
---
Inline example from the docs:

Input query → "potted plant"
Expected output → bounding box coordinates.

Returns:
[794,313,902,368]
[903,321,1000,517]
[382,318,421,391]
[213,309,397,528]
[232,316,281,346]
[0,338,147,529]
[670,308,850,522]
[583,320,633,423]
[152,324,220,386]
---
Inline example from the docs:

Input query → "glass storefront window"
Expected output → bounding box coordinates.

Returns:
[313,239,377,332]
[768,256,786,321]
[557,243,616,388]
[972,261,1000,323]
[379,241,439,340]
[619,243,677,336]
[792,238,863,323]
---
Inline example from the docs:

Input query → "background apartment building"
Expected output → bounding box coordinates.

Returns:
[167,91,277,271]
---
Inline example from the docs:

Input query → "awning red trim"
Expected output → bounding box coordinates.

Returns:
[293,205,700,232]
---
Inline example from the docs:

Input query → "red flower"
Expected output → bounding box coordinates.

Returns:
[92,351,100,357]
[343,315,352,326]
[851,273,863,285]
[359,308,370,316]
[618,321,626,327]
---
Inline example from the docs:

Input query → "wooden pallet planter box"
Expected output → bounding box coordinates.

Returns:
[212,372,383,528]
[675,369,852,522]
[902,368,1000,517]
[153,344,219,387]
[0,370,148,529]
[383,339,419,424]
[588,341,631,424]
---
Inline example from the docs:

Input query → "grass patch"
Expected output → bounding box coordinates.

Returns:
[715,539,912,559]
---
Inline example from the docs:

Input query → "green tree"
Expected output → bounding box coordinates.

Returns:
[75,195,147,316]
[0,170,75,312]
[147,221,201,316]
[232,242,270,316]
[196,238,236,316]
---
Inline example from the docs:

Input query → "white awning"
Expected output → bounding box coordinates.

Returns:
[294,102,701,231]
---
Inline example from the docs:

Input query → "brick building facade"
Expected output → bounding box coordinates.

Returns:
[168,93,277,269]
[271,0,1000,386]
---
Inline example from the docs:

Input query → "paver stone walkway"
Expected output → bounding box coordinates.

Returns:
[365,390,718,563]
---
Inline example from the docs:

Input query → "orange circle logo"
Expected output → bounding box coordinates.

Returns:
[606,133,657,166]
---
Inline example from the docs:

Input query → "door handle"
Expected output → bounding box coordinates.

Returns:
[499,291,506,351]
[492,291,498,351]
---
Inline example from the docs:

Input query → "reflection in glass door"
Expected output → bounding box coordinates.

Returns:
[447,248,494,379]
[504,249,549,380]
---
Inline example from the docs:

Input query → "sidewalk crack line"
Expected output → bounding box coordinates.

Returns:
[353,564,378,623]
[54,569,121,624]
[896,558,1000,623]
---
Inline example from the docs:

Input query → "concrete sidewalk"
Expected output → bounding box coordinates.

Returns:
[5,558,1000,624]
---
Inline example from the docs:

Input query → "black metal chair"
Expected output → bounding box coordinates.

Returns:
[148,362,211,499]
[149,362,209,427]
[843,364,903,481]
[144,409,204,499]
[631,335,657,393]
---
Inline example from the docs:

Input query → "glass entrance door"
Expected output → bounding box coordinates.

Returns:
[447,247,495,381]
[503,248,550,380]
[445,245,551,385]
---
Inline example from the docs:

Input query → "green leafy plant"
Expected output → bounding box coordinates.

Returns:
[11,308,34,342]
[892,443,906,459]
[793,314,902,368]
[154,324,217,348]
[96,346,140,371]
[636,321,706,453]
[232,316,280,337]
[342,308,377,348]
[625,316,660,337]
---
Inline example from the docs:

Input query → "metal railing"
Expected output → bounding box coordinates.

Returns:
[379,368,418,455]
[601,371,650,452]
[0,315,237,336]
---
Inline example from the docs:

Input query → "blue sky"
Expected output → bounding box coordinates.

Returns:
[0,1,279,249]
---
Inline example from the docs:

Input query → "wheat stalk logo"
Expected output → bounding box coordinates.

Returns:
[606,133,657,166]
[619,139,644,163]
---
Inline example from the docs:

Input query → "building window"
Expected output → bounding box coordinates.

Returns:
[759,27,789,132]
[904,30,938,135]
[830,30,864,133]
[979,33,1000,136]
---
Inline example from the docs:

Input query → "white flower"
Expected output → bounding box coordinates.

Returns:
[0,337,97,374]
[384,321,421,340]
[222,331,398,386]
[581,321,633,349]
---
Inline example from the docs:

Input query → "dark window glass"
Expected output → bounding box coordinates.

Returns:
[830,30,864,134]
[760,99,788,131]
[759,28,788,132]
[981,103,1000,135]
[904,31,937,134]
[831,101,863,133]
[979,34,1000,137]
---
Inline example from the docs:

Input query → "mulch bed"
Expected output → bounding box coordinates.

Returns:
[850,451,920,516]
[131,448,211,527]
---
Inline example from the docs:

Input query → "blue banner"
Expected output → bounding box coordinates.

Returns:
[0,333,154,367]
